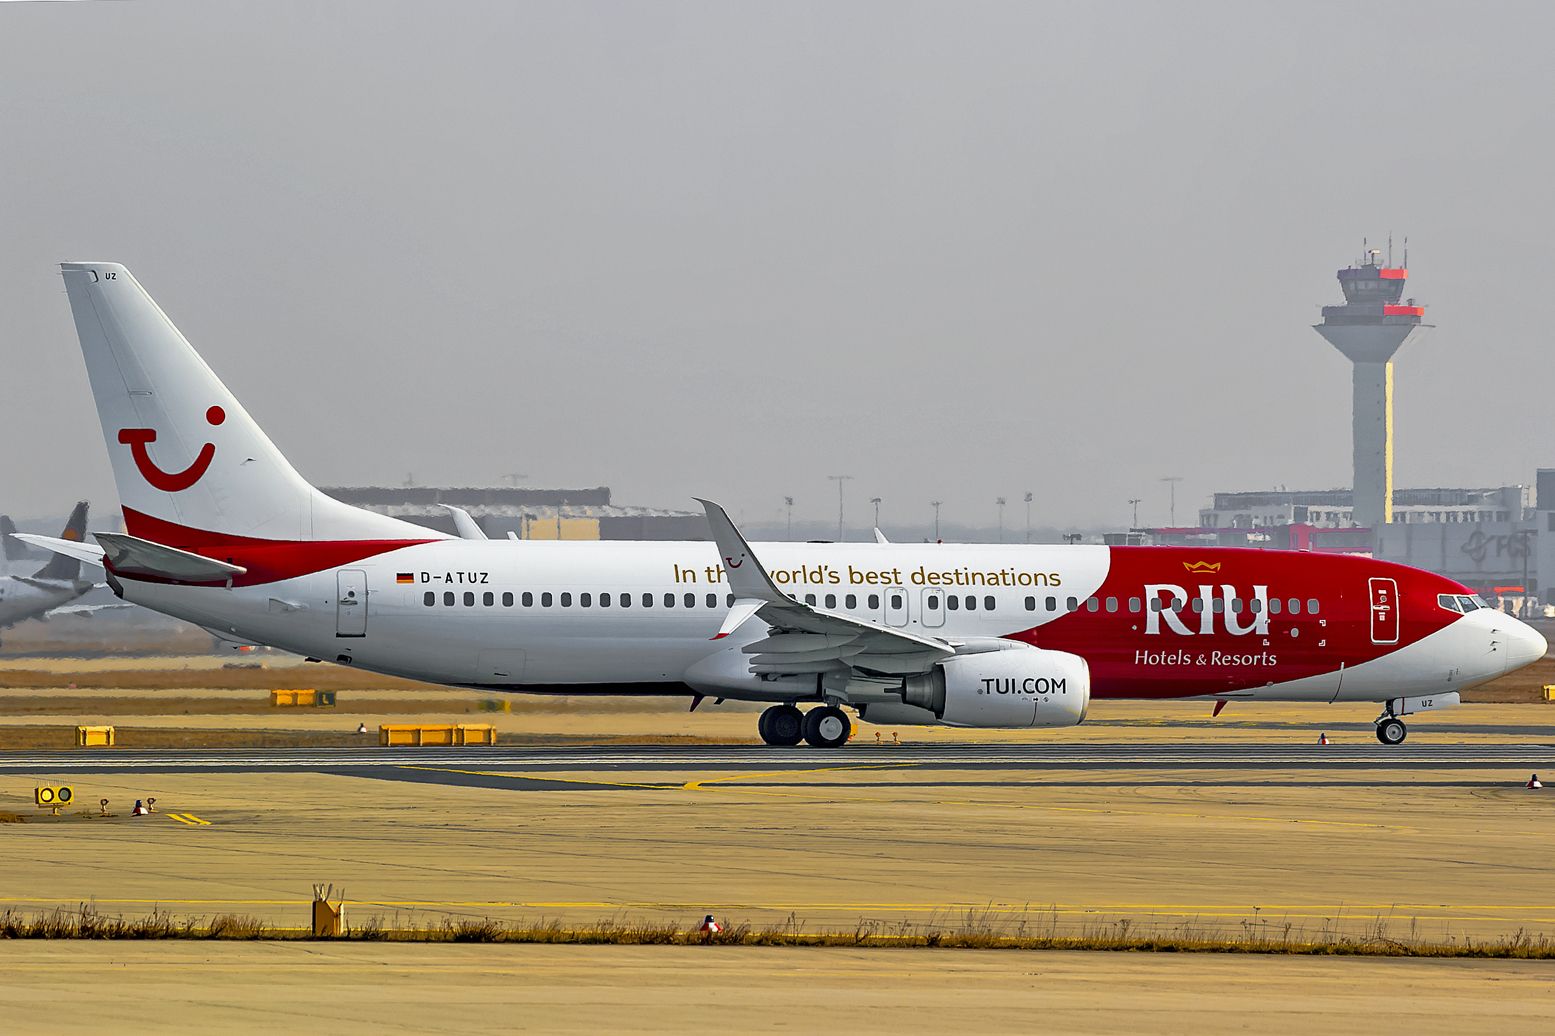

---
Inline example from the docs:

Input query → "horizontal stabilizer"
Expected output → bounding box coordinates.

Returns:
[93,532,247,583]
[12,533,105,568]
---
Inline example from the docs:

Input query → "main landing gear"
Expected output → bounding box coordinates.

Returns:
[757,704,852,748]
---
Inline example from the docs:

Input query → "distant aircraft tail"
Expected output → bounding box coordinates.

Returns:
[0,515,32,561]
[58,263,439,549]
[32,501,88,582]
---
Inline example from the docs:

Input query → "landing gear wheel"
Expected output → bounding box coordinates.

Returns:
[1376,718,1407,745]
[759,705,804,747]
[802,705,852,748]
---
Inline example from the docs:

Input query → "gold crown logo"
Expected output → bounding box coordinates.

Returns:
[1182,560,1221,574]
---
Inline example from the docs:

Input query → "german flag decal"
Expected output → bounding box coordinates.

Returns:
[396,572,415,584]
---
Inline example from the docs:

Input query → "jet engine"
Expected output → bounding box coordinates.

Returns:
[881,646,1091,728]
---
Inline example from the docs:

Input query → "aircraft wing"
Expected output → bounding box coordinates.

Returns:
[697,499,953,678]
[47,602,135,618]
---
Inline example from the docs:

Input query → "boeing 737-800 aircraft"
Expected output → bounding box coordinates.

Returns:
[22,263,1547,747]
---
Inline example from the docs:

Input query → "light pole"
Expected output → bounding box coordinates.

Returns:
[931,500,943,541]
[870,496,882,530]
[1160,476,1183,527]
[1024,491,1033,543]
[828,475,853,541]
[784,496,794,541]
[1128,497,1141,528]
[996,497,1007,543]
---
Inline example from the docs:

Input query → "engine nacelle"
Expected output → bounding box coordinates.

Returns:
[899,646,1090,728]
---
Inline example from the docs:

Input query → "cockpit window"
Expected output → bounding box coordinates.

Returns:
[1438,593,1462,614]
[1458,595,1482,612]
[1470,594,1490,609]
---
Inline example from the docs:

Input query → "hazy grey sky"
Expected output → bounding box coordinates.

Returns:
[3,1,1553,533]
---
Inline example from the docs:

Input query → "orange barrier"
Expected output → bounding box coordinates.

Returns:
[379,724,497,747]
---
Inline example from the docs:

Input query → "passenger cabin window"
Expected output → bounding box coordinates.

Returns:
[1046,596,1057,611]
[1086,597,1100,612]
[1066,597,1078,611]
[560,592,572,607]
[1287,597,1300,614]
[891,592,905,610]
[642,593,653,607]
[541,592,553,607]
[1191,598,1204,614]
[1128,597,1141,613]
[928,596,941,611]
[984,595,996,611]
[947,596,960,611]
[727,594,736,607]
[580,593,592,607]
[707,594,717,608]
[424,592,435,607]
[483,592,494,606]
[664,593,675,608]
[1024,596,1036,611]
[1268,598,1281,614]
[684,593,695,608]
[502,592,514,607]
[965,595,977,611]
[868,594,881,610]
[619,593,631,608]
[1104,597,1118,613]
[444,592,455,606]
[846,594,858,609]
[805,593,817,606]
[463,592,475,606]
[1306,598,1319,614]
[825,594,837,608]
[600,593,611,607]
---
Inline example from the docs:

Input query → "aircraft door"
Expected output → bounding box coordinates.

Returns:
[921,588,945,628]
[1369,577,1399,645]
[885,587,909,627]
[336,569,368,637]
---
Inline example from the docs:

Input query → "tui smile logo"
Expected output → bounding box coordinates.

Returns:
[118,405,225,492]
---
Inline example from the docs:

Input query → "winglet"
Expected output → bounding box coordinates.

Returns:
[695,499,789,606]
[441,504,489,540]
[873,527,889,544]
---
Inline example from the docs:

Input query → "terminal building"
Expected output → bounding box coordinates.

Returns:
[318,485,706,541]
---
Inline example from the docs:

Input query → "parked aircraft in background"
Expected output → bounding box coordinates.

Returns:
[22,262,1548,745]
[0,501,128,647]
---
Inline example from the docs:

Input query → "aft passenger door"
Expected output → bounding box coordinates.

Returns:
[1369,577,1399,645]
[336,569,368,637]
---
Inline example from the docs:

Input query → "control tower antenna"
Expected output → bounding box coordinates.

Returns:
[1313,241,1434,536]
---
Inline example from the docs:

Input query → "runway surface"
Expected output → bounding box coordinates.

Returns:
[3,740,1554,775]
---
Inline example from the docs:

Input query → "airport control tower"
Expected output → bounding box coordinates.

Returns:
[1314,247,1431,532]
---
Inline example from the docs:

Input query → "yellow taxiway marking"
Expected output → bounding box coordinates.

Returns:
[165,813,211,826]
[683,763,919,791]
[399,766,669,791]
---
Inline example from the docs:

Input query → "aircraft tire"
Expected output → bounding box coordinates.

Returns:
[802,706,851,748]
[760,705,804,747]
[1375,718,1407,745]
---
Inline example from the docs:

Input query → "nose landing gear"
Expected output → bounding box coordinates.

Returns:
[1375,716,1407,745]
[757,704,853,748]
